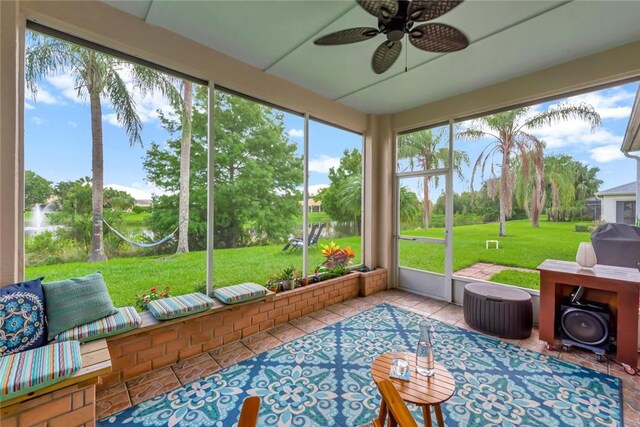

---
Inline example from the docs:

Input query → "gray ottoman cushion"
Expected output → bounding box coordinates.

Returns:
[463,282,533,339]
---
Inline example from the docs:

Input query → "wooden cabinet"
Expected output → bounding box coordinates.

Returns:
[538,260,639,373]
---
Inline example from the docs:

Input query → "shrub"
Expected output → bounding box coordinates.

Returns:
[574,224,591,233]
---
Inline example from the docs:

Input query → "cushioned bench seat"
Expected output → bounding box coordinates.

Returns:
[148,292,216,320]
[0,340,83,400]
[56,306,141,343]
[214,283,268,305]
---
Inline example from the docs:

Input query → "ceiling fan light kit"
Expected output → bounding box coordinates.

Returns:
[314,0,469,74]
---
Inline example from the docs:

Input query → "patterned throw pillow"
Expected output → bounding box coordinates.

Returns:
[0,277,47,356]
[42,272,118,341]
[213,283,268,305]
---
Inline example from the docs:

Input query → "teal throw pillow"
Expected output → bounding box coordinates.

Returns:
[42,272,118,340]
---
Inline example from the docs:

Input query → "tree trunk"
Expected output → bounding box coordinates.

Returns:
[176,80,193,254]
[89,85,107,262]
[498,151,511,237]
[530,167,543,228]
[422,176,431,228]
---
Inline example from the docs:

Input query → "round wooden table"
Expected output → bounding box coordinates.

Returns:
[371,352,456,427]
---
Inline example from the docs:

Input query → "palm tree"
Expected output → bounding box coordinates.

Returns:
[26,33,181,261]
[458,104,601,237]
[176,80,193,253]
[397,129,469,228]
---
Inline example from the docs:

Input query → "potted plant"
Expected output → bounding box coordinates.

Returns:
[266,278,280,293]
[278,266,297,291]
[314,242,356,281]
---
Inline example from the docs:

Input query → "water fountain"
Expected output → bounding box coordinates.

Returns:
[24,203,56,237]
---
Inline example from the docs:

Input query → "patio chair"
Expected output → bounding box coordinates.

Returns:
[373,380,418,427]
[291,222,326,251]
[281,224,318,252]
[238,396,261,427]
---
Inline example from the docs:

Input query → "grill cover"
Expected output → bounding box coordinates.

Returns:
[590,223,640,269]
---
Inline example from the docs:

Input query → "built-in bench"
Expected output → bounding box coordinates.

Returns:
[1,339,112,426]
[101,270,387,389]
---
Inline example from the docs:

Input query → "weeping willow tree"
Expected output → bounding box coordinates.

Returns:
[458,104,601,237]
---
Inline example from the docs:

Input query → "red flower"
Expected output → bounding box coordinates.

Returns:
[150,287,157,292]
[165,286,171,291]
[142,293,147,297]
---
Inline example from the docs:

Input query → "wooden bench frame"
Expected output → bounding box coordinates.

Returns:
[1,339,112,412]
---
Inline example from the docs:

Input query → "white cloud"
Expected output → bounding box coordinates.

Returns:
[589,144,624,163]
[105,182,170,201]
[48,67,175,126]
[308,155,340,174]
[47,74,80,103]
[67,121,77,128]
[307,184,329,197]
[288,128,304,138]
[103,113,123,128]
[26,84,59,105]
[25,102,35,110]
[31,117,43,126]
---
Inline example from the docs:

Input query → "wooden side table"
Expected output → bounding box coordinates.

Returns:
[538,260,640,375]
[371,352,455,427]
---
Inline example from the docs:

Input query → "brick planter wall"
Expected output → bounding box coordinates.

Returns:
[359,268,388,297]
[99,272,360,390]
[2,383,95,427]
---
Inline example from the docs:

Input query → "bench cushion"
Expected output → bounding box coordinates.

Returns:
[214,283,268,305]
[56,307,141,343]
[0,340,82,400]
[0,277,47,356]
[148,293,215,320]
[42,273,118,341]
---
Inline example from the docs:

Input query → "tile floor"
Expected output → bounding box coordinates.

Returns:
[96,289,640,426]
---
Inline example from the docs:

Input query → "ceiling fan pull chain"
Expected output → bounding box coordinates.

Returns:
[404,33,408,73]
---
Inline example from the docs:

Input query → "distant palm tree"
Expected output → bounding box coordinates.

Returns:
[397,129,468,228]
[26,33,182,261]
[458,104,601,237]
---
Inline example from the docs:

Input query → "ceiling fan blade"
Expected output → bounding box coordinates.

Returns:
[408,0,464,22]
[357,0,399,22]
[314,27,380,45]
[409,23,469,52]
[372,40,402,74]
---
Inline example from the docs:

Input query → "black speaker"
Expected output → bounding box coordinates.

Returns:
[559,300,611,356]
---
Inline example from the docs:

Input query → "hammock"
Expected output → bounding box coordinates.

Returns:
[102,218,180,248]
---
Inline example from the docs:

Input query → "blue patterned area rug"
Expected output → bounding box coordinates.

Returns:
[100,303,622,427]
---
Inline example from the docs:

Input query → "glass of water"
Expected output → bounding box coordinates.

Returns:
[391,346,409,377]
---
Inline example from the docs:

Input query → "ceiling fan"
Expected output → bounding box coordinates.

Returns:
[314,0,469,74]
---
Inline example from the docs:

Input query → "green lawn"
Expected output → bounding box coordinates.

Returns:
[25,236,361,307]
[399,219,590,273]
[25,219,588,307]
[488,270,540,290]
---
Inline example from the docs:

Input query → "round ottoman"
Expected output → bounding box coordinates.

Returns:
[463,282,533,339]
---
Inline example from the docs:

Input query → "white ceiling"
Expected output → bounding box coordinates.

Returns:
[103,0,640,115]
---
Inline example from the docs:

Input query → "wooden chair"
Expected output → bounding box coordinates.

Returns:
[238,396,261,427]
[373,380,419,427]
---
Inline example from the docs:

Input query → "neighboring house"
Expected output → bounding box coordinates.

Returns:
[596,182,637,224]
[300,198,323,213]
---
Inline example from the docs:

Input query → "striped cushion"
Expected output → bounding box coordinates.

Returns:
[214,283,268,305]
[147,293,215,320]
[1,340,82,400]
[56,307,141,343]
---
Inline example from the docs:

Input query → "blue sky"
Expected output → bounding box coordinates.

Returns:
[24,67,637,204]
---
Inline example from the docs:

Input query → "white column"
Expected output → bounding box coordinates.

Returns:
[0,2,25,286]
